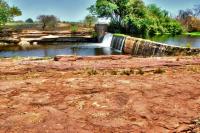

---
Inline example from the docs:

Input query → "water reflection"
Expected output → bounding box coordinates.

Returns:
[0,43,121,57]
[147,35,200,48]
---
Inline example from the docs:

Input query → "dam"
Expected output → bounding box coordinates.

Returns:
[0,32,199,57]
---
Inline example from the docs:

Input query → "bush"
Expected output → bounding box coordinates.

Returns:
[89,0,184,37]
[91,31,98,38]
[87,69,98,75]
[71,24,78,33]
[154,68,165,74]
[136,68,144,75]
[108,21,122,33]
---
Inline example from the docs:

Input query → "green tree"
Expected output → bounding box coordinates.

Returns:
[89,0,183,36]
[88,0,146,27]
[25,18,34,23]
[0,0,10,26]
[9,6,22,17]
[0,0,21,27]
[84,15,97,27]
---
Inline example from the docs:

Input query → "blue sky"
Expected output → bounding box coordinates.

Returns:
[8,0,200,21]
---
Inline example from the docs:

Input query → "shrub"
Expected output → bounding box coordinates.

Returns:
[71,24,78,33]
[87,69,98,75]
[110,70,118,75]
[154,68,165,74]
[89,0,184,37]
[91,31,98,38]
[120,69,134,76]
[136,68,144,75]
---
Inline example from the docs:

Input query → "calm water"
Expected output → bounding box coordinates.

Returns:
[148,35,200,48]
[0,43,121,57]
[1,35,199,57]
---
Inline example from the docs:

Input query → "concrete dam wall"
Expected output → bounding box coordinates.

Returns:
[111,35,200,56]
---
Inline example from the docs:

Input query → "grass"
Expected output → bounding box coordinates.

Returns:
[86,68,98,75]
[110,70,118,75]
[71,24,78,33]
[184,32,200,37]
[120,69,134,76]
[6,22,37,26]
[113,33,129,37]
[136,68,144,75]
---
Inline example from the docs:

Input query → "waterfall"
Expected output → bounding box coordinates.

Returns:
[96,33,125,52]
[129,39,168,57]
[77,33,113,48]
[100,33,113,47]
[110,36,125,52]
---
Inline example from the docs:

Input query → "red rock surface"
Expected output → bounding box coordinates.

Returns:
[0,55,200,133]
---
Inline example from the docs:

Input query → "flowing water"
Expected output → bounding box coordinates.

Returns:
[0,33,122,57]
[110,36,126,52]
[2,34,197,58]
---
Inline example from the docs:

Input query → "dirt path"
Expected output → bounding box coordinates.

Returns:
[0,55,200,133]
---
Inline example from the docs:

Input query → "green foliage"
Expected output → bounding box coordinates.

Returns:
[0,6,9,26]
[84,15,97,27]
[9,6,22,17]
[89,0,184,36]
[70,24,78,33]
[185,32,200,37]
[113,33,128,37]
[91,31,98,38]
[0,0,10,26]
[0,0,21,27]
[25,18,34,23]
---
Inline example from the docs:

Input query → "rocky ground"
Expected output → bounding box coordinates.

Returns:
[0,55,200,133]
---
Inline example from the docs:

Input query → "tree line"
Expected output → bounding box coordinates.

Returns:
[0,0,97,31]
[1,0,200,35]
[88,0,186,37]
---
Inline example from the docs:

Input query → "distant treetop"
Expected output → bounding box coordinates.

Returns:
[25,18,34,23]
[0,0,22,26]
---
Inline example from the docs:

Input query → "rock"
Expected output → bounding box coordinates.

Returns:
[175,124,191,132]
[0,37,20,44]
[53,124,65,130]
[54,55,79,61]
[18,40,31,46]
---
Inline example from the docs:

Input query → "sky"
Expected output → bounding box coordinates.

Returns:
[8,0,200,22]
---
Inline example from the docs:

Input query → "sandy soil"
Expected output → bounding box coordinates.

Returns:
[0,55,200,133]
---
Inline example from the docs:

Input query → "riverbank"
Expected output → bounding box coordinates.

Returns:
[0,55,200,132]
[184,32,200,37]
